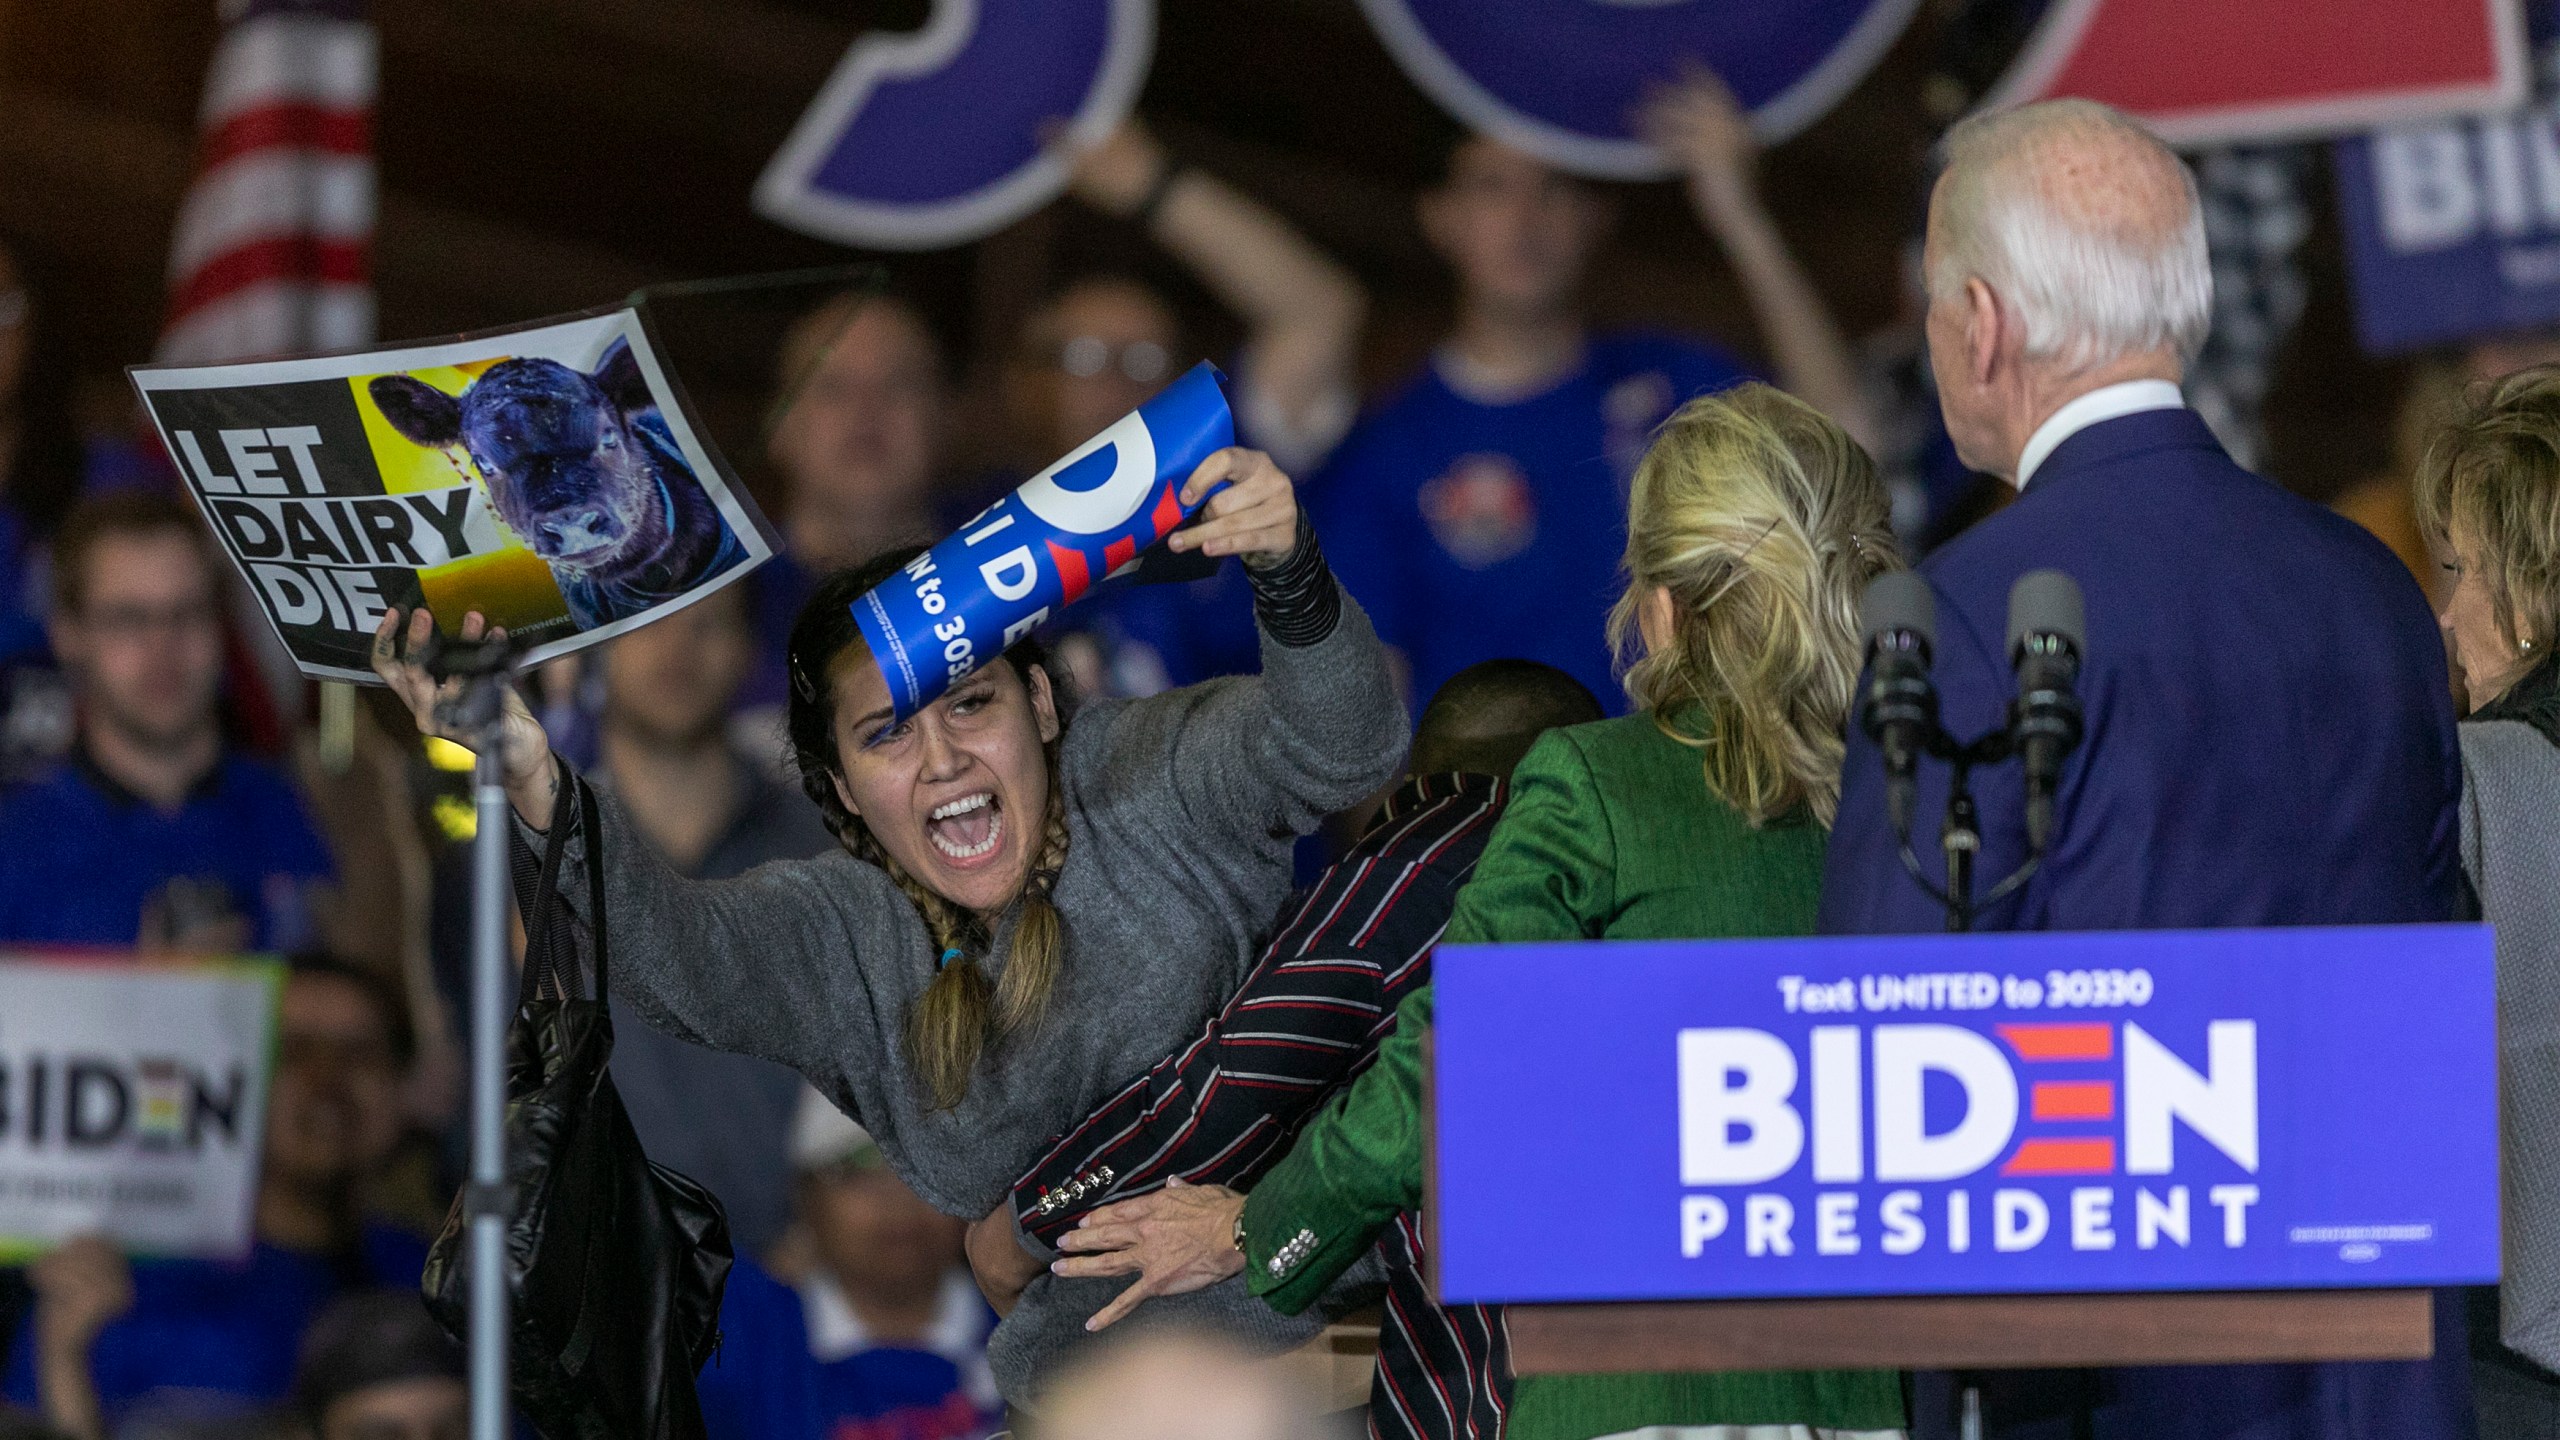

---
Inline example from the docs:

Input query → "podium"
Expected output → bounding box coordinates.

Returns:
[1427,926,2494,1373]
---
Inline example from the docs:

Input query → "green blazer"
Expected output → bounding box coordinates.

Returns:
[1241,712,1904,1439]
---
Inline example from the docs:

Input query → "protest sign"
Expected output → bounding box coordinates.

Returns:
[0,953,282,1261]
[757,0,1155,250]
[852,360,1231,722]
[1434,925,2497,1303]
[1356,0,1920,175]
[131,308,773,683]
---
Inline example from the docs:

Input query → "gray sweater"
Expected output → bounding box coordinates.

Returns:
[2460,719,2560,1375]
[532,585,1406,1403]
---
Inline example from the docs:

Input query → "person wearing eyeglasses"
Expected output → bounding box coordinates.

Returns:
[0,491,331,952]
[1022,118,1368,697]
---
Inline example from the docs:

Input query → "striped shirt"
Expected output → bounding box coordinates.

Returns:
[1011,771,1505,1239]
[1007,772,1512,1439]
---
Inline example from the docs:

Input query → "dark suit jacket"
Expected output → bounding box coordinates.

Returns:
[1823,405,2461,936]
[1819,407,2473,1440]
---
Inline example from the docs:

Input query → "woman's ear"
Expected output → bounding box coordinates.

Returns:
[830,772,861,821]
[1027,664,1061,745]
[1637,585,1680,657]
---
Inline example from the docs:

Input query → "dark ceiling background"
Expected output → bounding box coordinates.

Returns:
[0,0,2406,512]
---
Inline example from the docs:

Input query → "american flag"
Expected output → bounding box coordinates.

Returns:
[158,0,375,366]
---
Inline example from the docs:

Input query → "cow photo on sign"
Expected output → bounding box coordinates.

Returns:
[130,308,773,681]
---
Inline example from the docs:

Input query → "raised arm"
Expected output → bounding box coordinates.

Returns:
[1125,448,1408,837]
[507,768,884,1075]
[372,606,887,1079]
[1069,120,1365,472]
[1638,72,1880,456]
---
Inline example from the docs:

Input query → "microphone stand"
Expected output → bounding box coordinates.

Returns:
[427,635,520,1440]
[1893,725,2041,934]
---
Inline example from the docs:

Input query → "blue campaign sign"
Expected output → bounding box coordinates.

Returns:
[2337,102,2560,353]
[1356,0,1922,177]
[852,362,1232,720]
[1433,926,2497,1304]
[755,0,1154,250]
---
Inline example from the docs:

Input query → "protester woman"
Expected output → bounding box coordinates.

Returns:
[1057,383,1907,1438]
[369,447,1407,1406]
[2416,364,2560,1439]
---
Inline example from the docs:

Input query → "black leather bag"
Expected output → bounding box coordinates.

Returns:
[424,776,734,1440]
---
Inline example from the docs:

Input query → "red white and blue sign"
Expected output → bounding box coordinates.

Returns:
[1432,926,2498,1303]
[755,0,1154,250]
[1354,0,1921,176]
[851,361,1233,722]
[1983,0,2524,148]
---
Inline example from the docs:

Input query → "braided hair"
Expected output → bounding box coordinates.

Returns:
[784,548,1074,1109]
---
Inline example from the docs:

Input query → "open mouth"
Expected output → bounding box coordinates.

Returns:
[926,791,1004,864]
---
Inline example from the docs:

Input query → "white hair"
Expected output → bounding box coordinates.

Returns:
[1928,99,2211,373]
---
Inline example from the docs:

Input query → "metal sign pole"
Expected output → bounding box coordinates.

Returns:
[467,736,512,1440]
[430,635,521,1440]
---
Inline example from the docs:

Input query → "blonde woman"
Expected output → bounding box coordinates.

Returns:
[2417,365,2560,1437]
[1058,384,1908,1439]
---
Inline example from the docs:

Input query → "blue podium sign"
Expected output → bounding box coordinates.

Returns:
[1433,926,2497,1304]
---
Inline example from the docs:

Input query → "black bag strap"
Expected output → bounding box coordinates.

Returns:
[515,762,613,1008]
[580,776,609,1002]
[521,757,577,1008]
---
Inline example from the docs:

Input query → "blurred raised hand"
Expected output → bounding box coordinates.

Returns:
[1637,65,1760,217]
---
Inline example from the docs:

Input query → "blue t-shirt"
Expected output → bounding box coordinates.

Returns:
[1069,557,1260,694]
[0,501,44,667]
[700,1262,998,1440]
[0,751,333,950]
[3,1225,428,1421]
[1305,333,1749,714]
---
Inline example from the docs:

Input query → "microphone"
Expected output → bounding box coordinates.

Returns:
[1859,571,1938,836]
[2006,569,2086,855]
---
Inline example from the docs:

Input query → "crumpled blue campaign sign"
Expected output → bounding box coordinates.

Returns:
[852,361,1232,722]
[1433,925,2498,1304]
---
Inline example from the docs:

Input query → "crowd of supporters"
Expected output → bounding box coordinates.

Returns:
[0,74,2548,1440]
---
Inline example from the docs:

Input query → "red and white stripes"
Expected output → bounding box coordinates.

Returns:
[158,0,374,366]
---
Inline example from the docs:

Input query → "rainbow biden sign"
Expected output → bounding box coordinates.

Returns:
[1430,926,2498,1303]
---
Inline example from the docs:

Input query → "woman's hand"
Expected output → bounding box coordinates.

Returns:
[965,1205,1047,1317]
[1166,448,1302,570]
[1051,1177,1247,1331]
[371,606,559,829]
